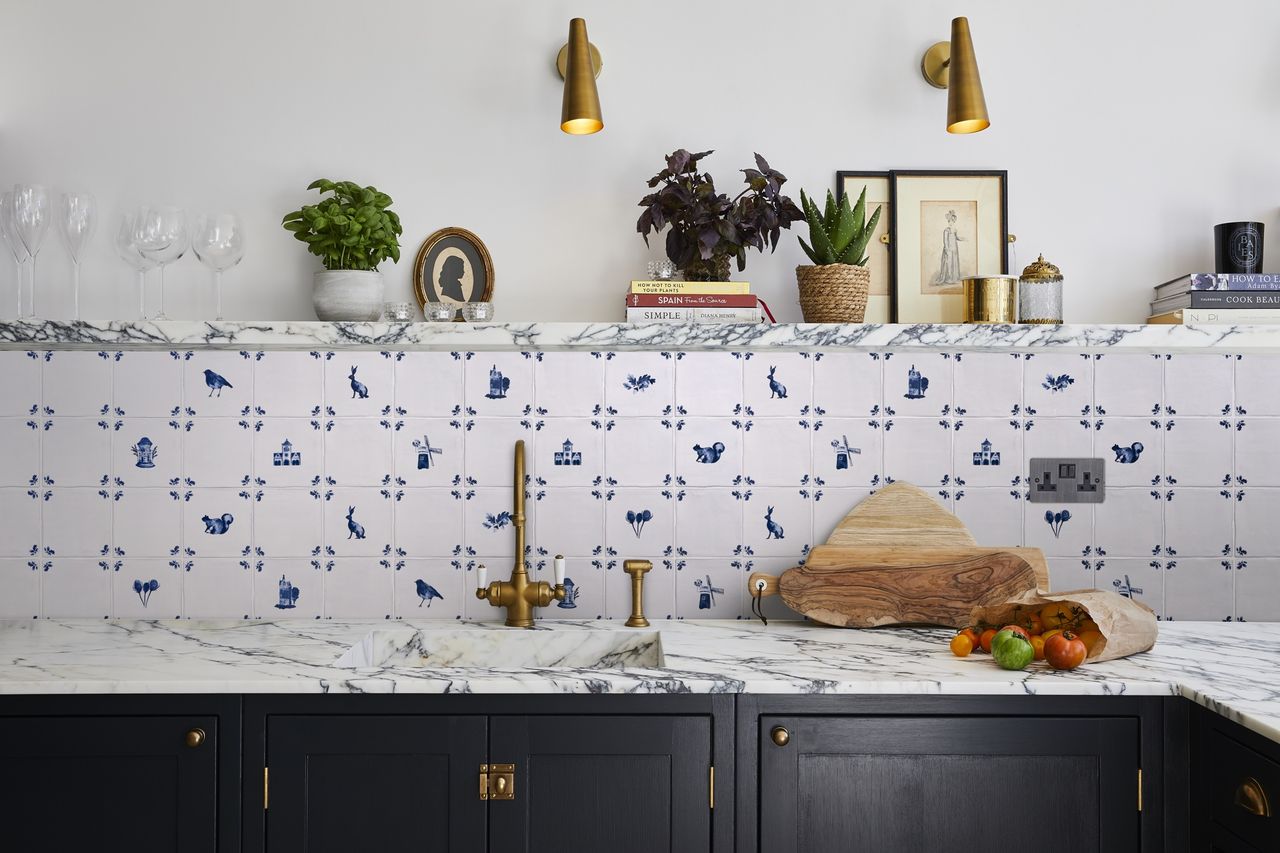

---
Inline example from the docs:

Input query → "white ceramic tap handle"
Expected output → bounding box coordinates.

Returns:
[553,555,566,587]
[476,563,488,590]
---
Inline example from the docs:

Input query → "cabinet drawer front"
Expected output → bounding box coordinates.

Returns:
[1208,728,1280,850]
[758,715,1139,853]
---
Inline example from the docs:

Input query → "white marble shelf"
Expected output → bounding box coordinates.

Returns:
[0,620,1277,745]
[2,319,1280,352]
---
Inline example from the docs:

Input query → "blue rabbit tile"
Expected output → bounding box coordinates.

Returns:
[742,353,812,418]
[742,488,811,558]
[324,489,389,558]
[325,353,393,417]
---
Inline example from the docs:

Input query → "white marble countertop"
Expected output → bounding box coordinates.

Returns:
[3,320,1280,351]
[0,619,1276,743]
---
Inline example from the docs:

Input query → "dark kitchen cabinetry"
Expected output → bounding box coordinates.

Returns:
[1192,704,1280,853]
[0,695,239,853]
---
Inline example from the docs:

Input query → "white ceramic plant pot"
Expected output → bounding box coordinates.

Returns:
[313,270,385,321]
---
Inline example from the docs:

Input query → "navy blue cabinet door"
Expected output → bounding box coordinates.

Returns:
[0,714,219,853]
[489,715,713,853]
[759,715,1140,853]
[265,715,487,853]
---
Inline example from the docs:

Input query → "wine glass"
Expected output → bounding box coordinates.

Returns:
[58,192,97,321]
[0,193,30,319]
[132,206,187,321]
[114,212,156,320]
[190,213,245,321]
[12,184,50,319]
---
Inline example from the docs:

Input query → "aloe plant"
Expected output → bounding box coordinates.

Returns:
[798,186,882,267]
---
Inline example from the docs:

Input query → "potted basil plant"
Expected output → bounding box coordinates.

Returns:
[282,179,403,321]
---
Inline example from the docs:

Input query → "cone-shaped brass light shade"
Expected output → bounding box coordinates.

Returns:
[945,17,989,134]
[560,18,603,135]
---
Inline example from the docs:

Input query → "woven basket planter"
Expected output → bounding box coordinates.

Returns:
[796,264,870,323]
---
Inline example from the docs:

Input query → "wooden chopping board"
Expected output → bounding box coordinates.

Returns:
[747,483,1048,628]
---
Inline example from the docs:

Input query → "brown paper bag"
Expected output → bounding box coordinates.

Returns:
[969,588,1158,663]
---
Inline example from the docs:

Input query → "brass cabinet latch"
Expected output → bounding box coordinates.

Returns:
[479,763,515,801]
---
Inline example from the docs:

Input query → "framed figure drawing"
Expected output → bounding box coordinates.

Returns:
[412,227,494,316]
[836,171,891,323]
[889,171,1007,323]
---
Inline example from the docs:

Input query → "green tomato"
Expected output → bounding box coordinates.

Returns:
[991,629,1034,671]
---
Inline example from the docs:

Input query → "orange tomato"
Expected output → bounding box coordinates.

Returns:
[949,634,974,657]
[957,627,981,649]
[1077,629,1104,654]
[1029,635,1046,661]
[1044,631,1088,670]
[1039,603,1072,630]
[979,628,998,653]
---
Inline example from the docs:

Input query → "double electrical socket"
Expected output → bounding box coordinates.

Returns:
[1027,457,1106,504]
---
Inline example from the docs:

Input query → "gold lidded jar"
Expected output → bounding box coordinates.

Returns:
[963,275,1018,323]
[1018,254,1063,324]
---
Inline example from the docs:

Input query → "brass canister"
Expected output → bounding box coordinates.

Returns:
[963,275,1018,323]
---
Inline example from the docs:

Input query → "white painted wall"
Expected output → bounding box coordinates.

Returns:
[1,0,1276,323]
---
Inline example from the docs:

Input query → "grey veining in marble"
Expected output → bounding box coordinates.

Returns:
[0,619,1277,745]
[3,319,1280,351]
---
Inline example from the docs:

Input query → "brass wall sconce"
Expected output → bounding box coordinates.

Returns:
[920,16,990,134]
[557,18,603,135]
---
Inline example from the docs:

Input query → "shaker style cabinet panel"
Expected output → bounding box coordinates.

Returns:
[0,714,220,853]
[757,715,1140,853]
[489,715,713,853]
[265,715,488,853]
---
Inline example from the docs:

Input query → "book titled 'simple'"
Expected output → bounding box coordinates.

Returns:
[626,306,761,323]
[629,280,751,295]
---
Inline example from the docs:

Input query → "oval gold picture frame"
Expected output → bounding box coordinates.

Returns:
[412,226,494,314]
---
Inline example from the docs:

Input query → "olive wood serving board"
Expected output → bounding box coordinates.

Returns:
[746,483,1047,628]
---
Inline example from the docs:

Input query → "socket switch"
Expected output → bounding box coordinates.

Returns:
[1028,457,1106,504]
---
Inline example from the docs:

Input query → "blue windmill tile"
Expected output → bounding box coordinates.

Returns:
[674,489,741,557]
[43,489,112,557]
[393,419,464,484]
[1094,559,1163,619]
[0,351,42,416]
[1236,489,1280,555]
[324,418,393,487]
[1163,418,1233,487]
[43,352,112,415]
[533,488,601,557]
[673,418,742,488]
[1093,488,1163,557]
[254,421,321,487]
[743,419,811,486]
[1024,502,1093,558]
[463,418,531,488]
[675,559,742,620]
[812,489,874,544]
[1095,418,1162,487]
[812,352,881,417]
[674,352,743,416]
[1163,558,1234,621]
[603,558,675,622]
[884,353,953,417]
[953,419,1021,488]
[0,489,42,557]
[1022,353,1092,417]
[604,418,673,487]
[0,418,40,487]
[465,352,534,416]
[813,420,881,487]
[253,352,324,417]
[604,352,674,417]
[113,352,181,417]
[536,557,602,621]
[323,558,393,620]
[181,559,253,619]
[1235,559,1280,622]
[114,489,182,557]
[394,559,462,620]
[323,489,389,558]
[394,489,463,557]
[535,352,604,416]
[183,353,244,415]
[953,352,1023,417]
[1164,489,1233,557]
[40,559,111,618]
[115,419,182,484]
[254,560,321,620]
[184,418,253,488]
[742,353,812,418]
[1236,355,1280,416]
[324,352,392,417]
[534,421,604,487]
[0,559,40,618]
[394,352,463,418]
[1234,418,1280,486]
[1046,558,1096,594]
[252,489,322,557]
[186,489,251,558]
[882,418,952,488]
[1164,354,1233,416]
[742,487,811,558]
[43,418,112,487]
[1094,354,1162,416]
[112,559,177,619]
[953,489,1023,547]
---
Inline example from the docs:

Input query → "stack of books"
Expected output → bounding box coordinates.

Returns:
[1149,273,1280,324]
[625,279,766,324]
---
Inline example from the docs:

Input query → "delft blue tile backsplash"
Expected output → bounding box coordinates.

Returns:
[2,347,1278,624]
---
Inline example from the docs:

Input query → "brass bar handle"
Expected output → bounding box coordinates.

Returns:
[1235,777,1272,817]
[185,728,206,749]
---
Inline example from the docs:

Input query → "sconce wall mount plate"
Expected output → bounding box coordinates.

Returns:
[921,41,952,89]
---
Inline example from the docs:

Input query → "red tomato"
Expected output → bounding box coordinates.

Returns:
[979,628,998,653]
[1044,631,1087,670]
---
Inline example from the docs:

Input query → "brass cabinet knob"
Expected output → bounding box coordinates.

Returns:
[494,775,508,795]
[1235,777,1272,817]
[770,726,790,747]
[185,728,207,749]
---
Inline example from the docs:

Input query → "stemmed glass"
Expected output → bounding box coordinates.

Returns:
[12,185,50,319]
[58,192,97,321]
[0,193,30,319]
[191,213,245,321]
[132,206,187,321]
[114,212,156,320]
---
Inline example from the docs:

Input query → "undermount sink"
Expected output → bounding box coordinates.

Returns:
[333,628,665,670]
